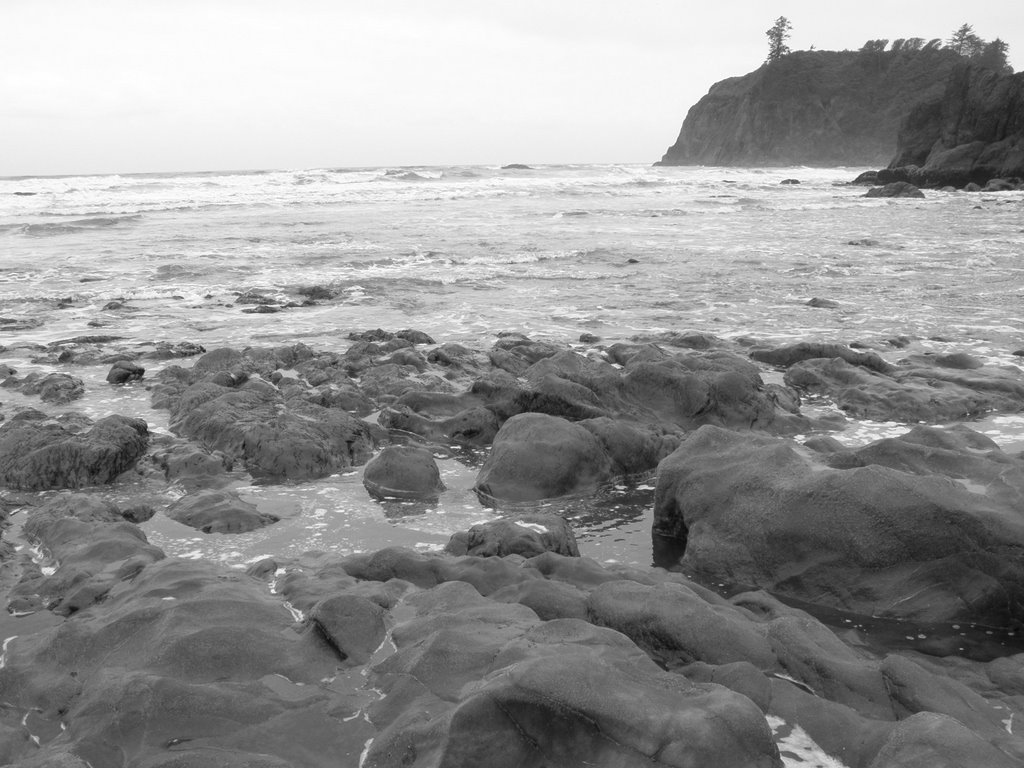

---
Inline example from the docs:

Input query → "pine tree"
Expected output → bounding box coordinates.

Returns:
[947,23,983,57]
[765,17,792,63]
[976,38,1012,74]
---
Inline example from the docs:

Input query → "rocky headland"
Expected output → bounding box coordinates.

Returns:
[3,329,1024,765]
[867,63,1024,189]
[656,47,964,167]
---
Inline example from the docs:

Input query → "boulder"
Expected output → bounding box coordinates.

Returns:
[0,411,149,490]
[168,382,375,482]
[105,359,145,384]
[362,445,445,500]
[652,424,1024,626]
[166,489,279,534]
[363,582,783,768]
[867,712,1020,768]
[444,513,580,558]
[474,413,613,502]
[864,182,925,198]
[784,355,1024,421]
[13,372,85,404]
[11,493,165,615]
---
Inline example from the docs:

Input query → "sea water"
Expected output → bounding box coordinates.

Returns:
[2,164,1024,572]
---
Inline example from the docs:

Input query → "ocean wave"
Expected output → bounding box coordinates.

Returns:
[13,214,143,237]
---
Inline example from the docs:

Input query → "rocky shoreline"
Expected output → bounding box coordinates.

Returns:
[4,329,1024,766]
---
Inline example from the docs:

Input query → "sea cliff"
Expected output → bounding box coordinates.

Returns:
[877,63,1024,187]
[657,48,963,167]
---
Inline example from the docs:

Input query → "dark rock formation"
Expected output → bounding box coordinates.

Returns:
[1,372,85,404]
[474,413,614,502]
[105,359,144,384]
[0,411,149,491]
[166,489,279,534]
[652,424,1024,626]
[878,64,1024,188]
[10,493,165,615]
[444,513,580,558]
[362,445,445,500]
[864,181,925,198]
[658,48,962,166]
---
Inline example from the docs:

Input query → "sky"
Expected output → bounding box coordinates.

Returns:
[1,1,1021,176]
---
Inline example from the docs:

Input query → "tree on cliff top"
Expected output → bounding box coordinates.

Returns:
[765,17,792,63]
[976,38,1013,74]
[947,23,984,57]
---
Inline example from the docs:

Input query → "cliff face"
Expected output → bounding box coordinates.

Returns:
[882,64,1024,187]
[657,48,963,167]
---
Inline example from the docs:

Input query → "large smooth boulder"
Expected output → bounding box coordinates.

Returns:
[362,445,445,500]
[0,411,149,491]
[474,413,613,502]
[653,424,1024,626]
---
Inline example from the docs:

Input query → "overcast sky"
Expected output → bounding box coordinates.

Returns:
[2,1,1021,176]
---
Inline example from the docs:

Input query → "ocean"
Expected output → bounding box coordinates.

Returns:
[3,164,1024,572]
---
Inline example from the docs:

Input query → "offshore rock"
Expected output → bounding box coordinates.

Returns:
[652,424,1024,626]
[864,181,925,198]
[0,411,149,490]
[657,47,962,166]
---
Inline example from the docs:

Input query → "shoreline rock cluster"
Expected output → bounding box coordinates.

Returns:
[4,329,1024,765]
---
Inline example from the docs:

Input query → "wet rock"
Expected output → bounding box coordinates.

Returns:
[140,341,207,360]
[150,440,234,489]
[864,182,925,198]
[806,297,839,308]
[15,372,86,404]
[750,341,892,372]
[12,493,165,615]
[296,284,337,301]
[653,424,1024,626]
[395,329,436,345]
[379,403,500,446]
[363,581,783,768]
[474,413,613,502]
[0,411,149,491]
[106,359,145,384]
[868,712,1020,768]
[444,513,580,558]
[785,355,1024,421]
[167,489,280,534]
[362,445,445,500]
[167,382,374,482]
[308,594,387,664]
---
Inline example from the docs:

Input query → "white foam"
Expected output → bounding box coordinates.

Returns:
[0,636,17,669]
[514,521,549,534]
[766,715,850,768]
